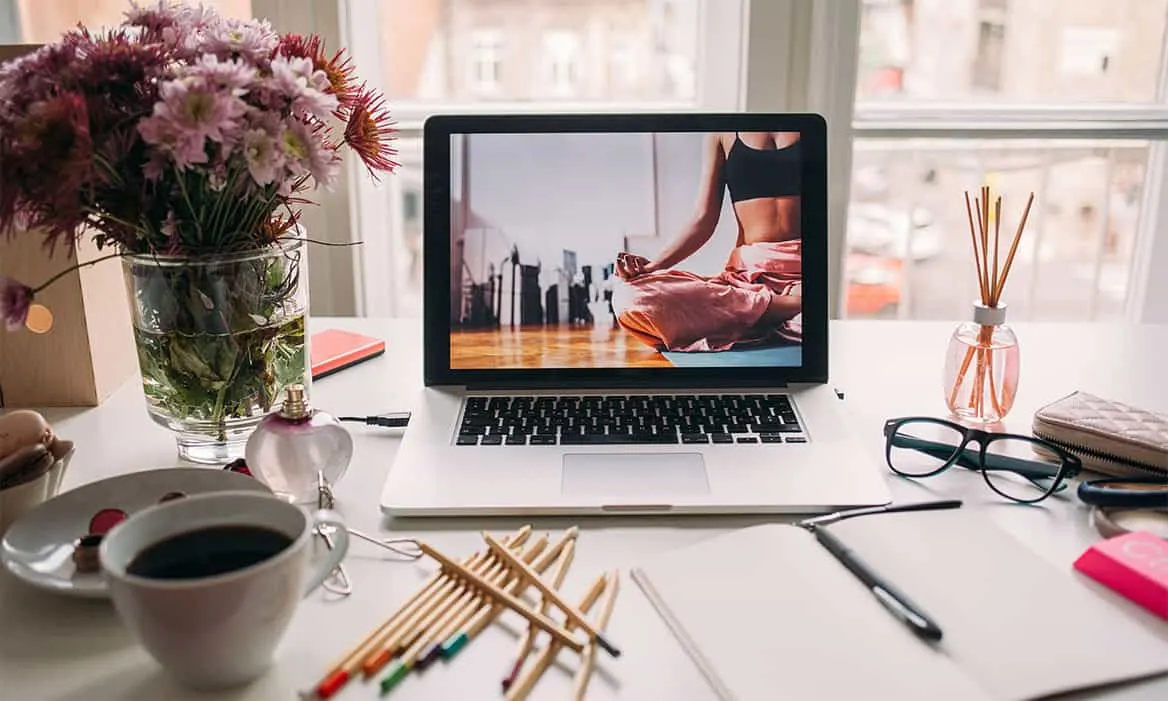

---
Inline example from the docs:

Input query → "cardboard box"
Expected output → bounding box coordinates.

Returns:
[0,44,138,408]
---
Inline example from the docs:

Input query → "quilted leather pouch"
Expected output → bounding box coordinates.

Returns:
[1032,391,1168,479]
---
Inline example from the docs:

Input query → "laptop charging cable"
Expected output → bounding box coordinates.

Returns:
[338,412,412,429]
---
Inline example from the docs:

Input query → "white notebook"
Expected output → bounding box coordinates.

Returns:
[631,510,1168,701]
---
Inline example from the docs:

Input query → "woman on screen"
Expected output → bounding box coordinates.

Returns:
[612,131,803,352]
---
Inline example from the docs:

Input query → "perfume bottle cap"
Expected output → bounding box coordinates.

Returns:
[279,384,312,420]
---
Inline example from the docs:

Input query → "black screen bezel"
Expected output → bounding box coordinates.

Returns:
[422,112,829,389]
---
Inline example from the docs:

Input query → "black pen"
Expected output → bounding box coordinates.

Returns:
[811,525,944,642]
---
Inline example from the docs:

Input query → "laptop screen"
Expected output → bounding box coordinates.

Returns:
[446,129,811,372]
[423,114,827,387]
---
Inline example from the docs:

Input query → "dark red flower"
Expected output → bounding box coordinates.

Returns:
[344,84,398,178]
[0,277,34,331]
[1,92,94,253]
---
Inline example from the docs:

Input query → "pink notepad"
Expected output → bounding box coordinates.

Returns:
[1074,531,1168,621]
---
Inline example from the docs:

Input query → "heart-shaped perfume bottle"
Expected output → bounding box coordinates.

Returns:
[244,385,353,503]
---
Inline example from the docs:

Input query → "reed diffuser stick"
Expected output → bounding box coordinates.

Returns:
[964,191,987,303]
[992,192,1035,306]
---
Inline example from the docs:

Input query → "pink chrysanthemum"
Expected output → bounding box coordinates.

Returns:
[281,120,340,187]
[208,17,279,62]
[242,127,285,186]
[139,76,247,167]
[186,54,256,91]
[276,34,359,111]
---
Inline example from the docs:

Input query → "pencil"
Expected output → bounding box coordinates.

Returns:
[403,535,549,671]
[502,539,577,690]
[439,527,580,660]
[416,541,586,652]
[372,536,550,697]
[571,571,620,701]
[505,573,608,701]
[302,525,531,700]
[483,533,621,658]
[362,534,535,678]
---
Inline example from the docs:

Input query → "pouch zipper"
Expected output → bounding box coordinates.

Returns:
[1032,428,1168,478]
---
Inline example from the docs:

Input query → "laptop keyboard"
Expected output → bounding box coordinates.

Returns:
[455,394,805,446]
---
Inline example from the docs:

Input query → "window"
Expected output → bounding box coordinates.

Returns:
[468,29,503,95]
[28,1,1154,322]
[378,0,702,111]
[855,0,1165,103]
[542,29,582,98]
[348,0,714,317]
[972,21,1005,92]
[848,0,1168,323]
[607,33,638,93]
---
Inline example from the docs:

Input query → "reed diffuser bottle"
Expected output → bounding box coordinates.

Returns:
[943,187,1034,423]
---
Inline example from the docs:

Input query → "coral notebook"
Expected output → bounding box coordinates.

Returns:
[631,510,1168,701]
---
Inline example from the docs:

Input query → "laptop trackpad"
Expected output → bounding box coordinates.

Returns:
[561,452,710,499]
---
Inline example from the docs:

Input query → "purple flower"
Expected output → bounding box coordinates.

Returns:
[0,277,34,331]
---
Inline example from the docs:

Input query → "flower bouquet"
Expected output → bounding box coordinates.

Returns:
[0,1,396,462]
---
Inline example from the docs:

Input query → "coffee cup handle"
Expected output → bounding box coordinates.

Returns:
[302,509,350,598]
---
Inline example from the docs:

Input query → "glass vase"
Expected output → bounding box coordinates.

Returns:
[942,303,1019,424]
[122,239,309,464]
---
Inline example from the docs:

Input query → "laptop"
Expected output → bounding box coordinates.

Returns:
[380,112,891,516]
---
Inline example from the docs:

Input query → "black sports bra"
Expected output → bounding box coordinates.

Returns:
[723,133,801,203]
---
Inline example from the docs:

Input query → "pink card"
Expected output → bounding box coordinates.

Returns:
[1074,531,1168,621]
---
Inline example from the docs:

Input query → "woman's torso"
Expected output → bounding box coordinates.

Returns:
[720,132,802,245]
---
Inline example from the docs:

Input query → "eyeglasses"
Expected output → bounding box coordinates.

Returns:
[882,417,1082,504]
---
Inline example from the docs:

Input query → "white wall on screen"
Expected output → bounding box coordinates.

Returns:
[453,131,741,326]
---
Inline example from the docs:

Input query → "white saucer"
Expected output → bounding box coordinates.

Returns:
[0,467,270,599]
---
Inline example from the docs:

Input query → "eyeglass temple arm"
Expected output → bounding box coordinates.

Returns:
[891,435,1066,480]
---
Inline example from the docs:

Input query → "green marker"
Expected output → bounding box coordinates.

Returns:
[378,659,410,695]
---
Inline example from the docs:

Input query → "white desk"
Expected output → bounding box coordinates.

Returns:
[1,319,1165,701]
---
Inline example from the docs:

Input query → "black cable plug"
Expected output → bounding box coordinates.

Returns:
[338,412,411,428]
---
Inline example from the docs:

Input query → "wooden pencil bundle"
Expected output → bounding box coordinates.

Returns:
[946,186,1034,421]
[301,524,617,700]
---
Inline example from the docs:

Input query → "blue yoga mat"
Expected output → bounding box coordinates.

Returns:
[662,345,802,368]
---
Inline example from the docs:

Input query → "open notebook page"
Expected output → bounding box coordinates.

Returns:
[631,523,995,701]
[830,509,1168,700]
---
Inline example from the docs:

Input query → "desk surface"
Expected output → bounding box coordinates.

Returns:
[1,319,1165,701]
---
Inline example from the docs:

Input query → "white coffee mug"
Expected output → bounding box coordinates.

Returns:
[99,490,349,690]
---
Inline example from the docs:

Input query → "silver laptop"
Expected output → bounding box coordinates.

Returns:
[380,113,890,516]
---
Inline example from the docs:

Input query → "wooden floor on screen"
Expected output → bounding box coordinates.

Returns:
[450,325,672,370]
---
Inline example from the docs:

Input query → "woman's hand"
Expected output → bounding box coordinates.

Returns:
[616,252,656,280]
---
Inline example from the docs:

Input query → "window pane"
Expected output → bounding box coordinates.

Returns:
[844,139,1148,321]
[857,0,1168,102]
[391,137,424,317]
[5,0,252,42]
[380,0,701,104]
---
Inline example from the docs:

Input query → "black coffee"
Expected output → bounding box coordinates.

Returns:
[126,525,293,580]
